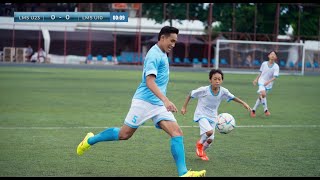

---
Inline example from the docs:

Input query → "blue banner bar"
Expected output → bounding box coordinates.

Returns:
[14,12,128,22]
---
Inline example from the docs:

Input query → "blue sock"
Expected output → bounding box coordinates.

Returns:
[88,127,120,145]
[171,136,188,176]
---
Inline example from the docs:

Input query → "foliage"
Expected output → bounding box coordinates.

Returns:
[280,4,320,39]
[141,3,319,40]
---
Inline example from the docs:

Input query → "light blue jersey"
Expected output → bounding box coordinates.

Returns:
[133,44,169,105]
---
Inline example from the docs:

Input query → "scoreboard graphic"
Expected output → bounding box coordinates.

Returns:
[14,12,128,22]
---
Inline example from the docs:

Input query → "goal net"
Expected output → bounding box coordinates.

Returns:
[214,39,305,75]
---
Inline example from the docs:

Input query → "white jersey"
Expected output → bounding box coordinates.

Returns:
[190,85,235,123]
[258,61,280,90]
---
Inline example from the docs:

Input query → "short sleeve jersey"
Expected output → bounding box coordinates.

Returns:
[133,44,169,105]
[190,85,235,123]
[258,61,280,88]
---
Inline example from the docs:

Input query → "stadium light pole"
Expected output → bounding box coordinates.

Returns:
[11,24,15,48]
[297,3,301,42]
[87,3,93,56]
[232,3,235,40]
[38,26,41,52]
[64,26,67,64]
[137,3,142,65]
[274,3,280,42]
[231,3,236,68]
[113,25,117,60]
[163,3,166,21]
[113,5,117,60]
[184,3,190,59]
[207,3,212,68]
[254,3,257,41]
[77,3,80,12]
[273,3,280,53]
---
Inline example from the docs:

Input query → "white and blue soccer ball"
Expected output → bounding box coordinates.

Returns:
[215,113,236,134]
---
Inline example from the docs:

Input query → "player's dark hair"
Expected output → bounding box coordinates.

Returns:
[268,50,278,59]
[158,26,179,41]
[209,69,224,80]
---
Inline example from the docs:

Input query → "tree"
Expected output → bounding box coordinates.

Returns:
[141,3,320,40]
[211,3,278,33]
[280,3,320,40]
[142,3,207,26]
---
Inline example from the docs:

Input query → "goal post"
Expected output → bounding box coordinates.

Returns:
[215,39,305,75]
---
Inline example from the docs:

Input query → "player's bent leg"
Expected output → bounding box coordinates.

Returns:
[118,124,137,140]
[77,132,94,155]
[158,120,183,137]
[170,136,188,176]
[196,140,204,157]
[159,120,189,176]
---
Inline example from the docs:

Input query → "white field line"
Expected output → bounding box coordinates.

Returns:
[0,125,319,130]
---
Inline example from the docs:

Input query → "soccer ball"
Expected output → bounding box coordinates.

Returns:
[215,113,236,134]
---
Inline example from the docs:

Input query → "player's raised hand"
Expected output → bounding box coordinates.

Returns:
[264,81,270,86]
[252,79,257,86]
[164,99,178,112]
[243,102,252,112]
[181,107,187,115]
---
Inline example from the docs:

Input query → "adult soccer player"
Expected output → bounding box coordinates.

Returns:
[76,26,206,177]
[250,51,280,117]
[181,69,251,161]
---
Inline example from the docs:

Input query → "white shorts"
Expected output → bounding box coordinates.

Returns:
[124,99,176,129]
[198,117,216,135]
[257,85,272,94]
[257,80,273,94]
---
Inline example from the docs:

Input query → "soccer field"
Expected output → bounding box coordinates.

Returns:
[0,65,319,177]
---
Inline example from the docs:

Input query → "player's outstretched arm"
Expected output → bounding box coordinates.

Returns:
[146,74,177,112]
[181,93,191,115]
[264,77,276,86]
[253,73,261,86]
[233,97,252,112]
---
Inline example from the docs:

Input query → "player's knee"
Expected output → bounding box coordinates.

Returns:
[205,131,213,137]
[118,134,132,140]
[175,129,184,136]
[118,131,133,140]
[206,134,215,144]
[170,128,183,137]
